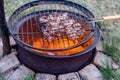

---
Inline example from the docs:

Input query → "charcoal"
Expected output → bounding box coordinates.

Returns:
[57,16,65,21]
[66,28,76,34]
[59,28,65,33]
[55,33,61,37]
[74,27,81,31]
[68,33,79,40]
[73,23,82,30]
[59,25,64,29]
[48,15,54,20]
[63,19,74,26]
[39,16,48,23]
[62,13,69,19]
[46,26,52,31]
[49,30,55,35]
[39,12,84,42]
[50,21,59,26]
[55,31,63,37]
[77,29,85,36]
[52,12,59,17]
[57,13,69,21]
[73,23,81,27]
[43,31,48,35]
[47,36,54,42]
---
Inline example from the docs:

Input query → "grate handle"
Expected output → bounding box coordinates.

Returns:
[102,15,120,21]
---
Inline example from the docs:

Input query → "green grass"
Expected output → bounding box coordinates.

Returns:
[24,74,35,80]
[0,73,3,80]
[103,42,119,58]
[100,62,119,80]
[101,28,120,80]
[102,33,120,64]
[0,77,3,80]
[97,15,120,80]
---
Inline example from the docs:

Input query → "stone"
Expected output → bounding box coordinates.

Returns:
[8,65,35,80]
[58,72,82,80]
[35,73,56,80]
[116,69,120,75]
[111,61,119,69]
[79,64,104,80]
[2,70,14,80]
[96,41,103,51]
[11,51,17,55]
[0,54,20,74]
[0,38,3,59]
[9,36,16,46]
[93,52,119,69]
[0,48,3,59]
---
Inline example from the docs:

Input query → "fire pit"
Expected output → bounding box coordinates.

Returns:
[8,0,100,74]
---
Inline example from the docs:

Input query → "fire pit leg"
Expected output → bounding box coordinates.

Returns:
[0,0,11,55]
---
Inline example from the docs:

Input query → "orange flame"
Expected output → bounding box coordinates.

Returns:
[32,36,94,56]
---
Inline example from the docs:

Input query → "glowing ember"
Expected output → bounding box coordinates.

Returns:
[32,37,94,56]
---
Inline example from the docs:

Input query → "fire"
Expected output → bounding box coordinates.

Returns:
[19,29,94,56]
[32,36,94,56]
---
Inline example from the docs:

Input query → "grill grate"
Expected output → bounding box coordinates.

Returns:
[8,0,96,51]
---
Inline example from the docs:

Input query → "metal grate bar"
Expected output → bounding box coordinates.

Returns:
[30,6,34,45]
[8,0,96,51]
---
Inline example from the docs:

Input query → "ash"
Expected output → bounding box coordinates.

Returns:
[39,12,85,42]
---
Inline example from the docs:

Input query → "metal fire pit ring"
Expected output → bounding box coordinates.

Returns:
[17,26,100,74]
[7,0,101,74]
[14,10,101,58]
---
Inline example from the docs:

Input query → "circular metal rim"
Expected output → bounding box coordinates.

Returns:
[8,0,97,51]
[14,10,96,51]
[17,26,100,58]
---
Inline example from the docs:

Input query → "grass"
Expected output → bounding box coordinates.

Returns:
[24,74,35,80]
[103,42,119,58]
[102,33,120,64]
[100,25,120,80]
[0,77,3,80]
[100,62,119,80]
[0,73,3,80]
